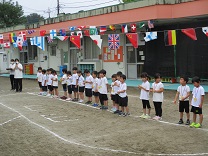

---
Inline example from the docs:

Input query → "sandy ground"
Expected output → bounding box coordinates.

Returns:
[0,77,208,156]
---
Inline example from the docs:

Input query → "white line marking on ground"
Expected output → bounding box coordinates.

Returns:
[0,93,26,98]
[0,102,138,154]
[0,116,21,126]
[24,106,45,112]
[51,116,68,119]
[41,115,79,123]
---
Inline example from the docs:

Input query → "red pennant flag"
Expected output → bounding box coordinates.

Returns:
[40,30,46,36]
[181,28,197,40]
[77,26,86,30]
[126,33,138,48]
[84,30,90,36]
[130,23,137,33]
[70,36,81,49]
[19,31,26,41]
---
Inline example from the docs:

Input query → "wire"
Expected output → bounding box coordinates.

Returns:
[60,0,105,5]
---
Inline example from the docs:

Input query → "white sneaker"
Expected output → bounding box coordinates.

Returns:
[46,94,51,97]
[153,116,159,120]
[144,114,151,119]
[79,99,83,103]
[66,98,72,101]
[139,114,146,118]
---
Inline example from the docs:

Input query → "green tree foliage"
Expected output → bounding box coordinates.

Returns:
[122,0,141,3]
[0,0,26,28]
[26,13,44,24]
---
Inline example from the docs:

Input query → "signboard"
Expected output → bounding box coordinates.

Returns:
[103,46,123,62]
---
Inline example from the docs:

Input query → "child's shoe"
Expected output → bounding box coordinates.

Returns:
[66,98,72,101]
[190,122,196,128]
[144,114,151,119]
[92,103,99,107]
[153,116,159,120]
[177,119,184,124]
[185,119,190,125]
[139,114,146,118]
[79,99,84,103]
[193,123,202,128]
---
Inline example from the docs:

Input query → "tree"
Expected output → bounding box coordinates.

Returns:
[26,13,45,24]
[122,0,141,3]
[0,0,26,28]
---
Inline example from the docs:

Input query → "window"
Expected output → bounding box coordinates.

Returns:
[28,40,37,61]
[84,36,100,60]
[50,46,56,56]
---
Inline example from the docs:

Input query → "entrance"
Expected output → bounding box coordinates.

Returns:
[126,45,145,79]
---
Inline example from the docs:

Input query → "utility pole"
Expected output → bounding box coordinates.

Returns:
[57,0,60,15]
[44,8,51,19]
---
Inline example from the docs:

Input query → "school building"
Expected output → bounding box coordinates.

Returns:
[0,0,208,80]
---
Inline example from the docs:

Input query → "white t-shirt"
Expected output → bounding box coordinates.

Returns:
[191,86,205,107]
[140,81,150,100]
[42,74,47,86]
[9,63,15,75]
[78,75,85,87]
[14,63,23,79]
[47,74,53,85]
[118,82,127,98]
[61,74,67,84]
[113,80,120,94]
[52,75,58,86]
[92,78,99,91]
[152,82,164,102]
[72,73,78,85]
[85,75,93,89]
[67,76,73,86]
[98,77,108,94]
[37,72,43,82]
[177,85,190,101]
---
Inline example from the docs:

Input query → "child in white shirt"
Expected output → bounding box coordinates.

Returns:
[151,73,164,120]
[41,69,47,96]
[52,70,59,98]
[117,74,130,117]
[60,69,67,100]
[139,72,151,119]
[77,70,85,103]
[92,71,99,107]
[72,67,79,101]
[66,71,73,101]
[111,74,117,112]
[174,76,190,125]
[37,67,43,94]
[47,68,53,97]
[84,69,93,104]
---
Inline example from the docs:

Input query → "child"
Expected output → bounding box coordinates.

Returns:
[41,69,47,96]
[92,71,99,107]
[190,76,205,128]
[60,68,68,100]
[77,70,85,103]
[111,74,117,112]
[47,68,53,97]
[173,76,190,125]
[66,71,73,101]
[151,73,164,120]
[113,71,122,114]
[72,67,79,101]
[52,70,59,98]
[98,69,108,109]
[84,69,93,104]
[139,72,151,119]
[117,74,130,117]
[37,67,43,94]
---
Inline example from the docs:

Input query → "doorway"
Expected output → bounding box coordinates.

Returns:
[20,52,28,64]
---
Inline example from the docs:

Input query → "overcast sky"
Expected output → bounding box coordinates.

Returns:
[16,0,121,18]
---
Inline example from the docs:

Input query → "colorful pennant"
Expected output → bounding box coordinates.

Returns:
[126,33,138,48]
[164,30,176,46]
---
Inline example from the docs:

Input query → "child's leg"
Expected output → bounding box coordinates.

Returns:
[68,93,72,99]
[112,101,116,107]
[158,102,162,117]
[142,100,146,115]
[153,102,158,116]
[81,92,84,100]
[193,113,197,123]
[186,113,190,120]
[180,112,183,120]
[199,114,203,124]
[95,96,99,104]
[104,100,108,107]
[125,106,129,113]
[146,100,151,115]
[64,91,67,97]
[56,89,59,96]
[121,106,124,112]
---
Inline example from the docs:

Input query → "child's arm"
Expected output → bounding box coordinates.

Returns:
[181,91,190,101]
[75,79,78,87]
[173,91,179,104]
[138,85,149,92]
[154,88,164,93]
[199,95,204,108]
[117,89,126,93]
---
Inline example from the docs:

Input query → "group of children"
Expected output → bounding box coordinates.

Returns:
[37,67,205,127]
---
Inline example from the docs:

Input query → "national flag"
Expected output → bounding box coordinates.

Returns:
[144,32,157,42]
[54,36,69,41]
[4,42,10,48]
[164,30,177,46]
[139,22,145,28]
[69,26,77,31]
[126,33,138,48]
[70,36,81,49]
[70,32,75,36]
[109,25,116,31]
[108,34,120,49]
[13,42,17,48]
[130,23,137,33]
[76,31,83,38]
[19,31,27,41]
[84,30,90,36]
[47,36,53,43]
[77,26,86,30]
[16,36,24,51]
[59,29,66,36]
[30,37,35,45]
[202,27,208,37]
[40,30,46,36]
[100,26,107,35]
[50,29,57,39]
[27,30,35,35]
[121,24,128,33]
[22,40,28,47]
[36,36,45,51]
[0,34,3,44]
[89,26,98,35]
[181,28,197,40]
[9,33,16,43]
[148,20,154,29]
[90,35,102,49]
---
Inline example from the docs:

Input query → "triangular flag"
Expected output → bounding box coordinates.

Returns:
[202,27,208,37]
[109,25,116,31]
[47,36,53,43]
[76,31,83,38]
[69,26,77,31]
[19,31,27,41]
[164,30,176,46]
[89,26,98,35]
[90,35,102,49]
[13,42,17,48]
[0,34,3,44]
[130,23,136,33]
[126,33,138,48]
[77,26,86,30]
[3,42,10,48]
[54,36,69,41]
[144,32,157,42]
[139,22,145,28]
[148,20,154,29]
[100,26,107,35]
[121,24,128,33]
[70,36,81,49]
[181,28,197,40]
[50,29,57,39]
[36,37,45,51]
[84,30,90,36]
[27,30,35,35]
[40,30,46,36]
[16,36,24,51]
[59,29,66,36]
[30,37,35,45]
